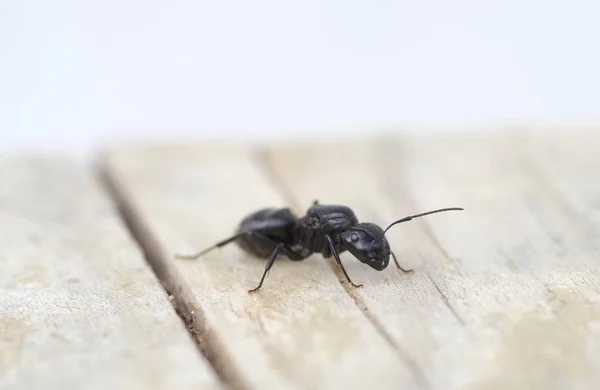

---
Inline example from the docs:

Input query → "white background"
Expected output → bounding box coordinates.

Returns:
[2,0,599,156]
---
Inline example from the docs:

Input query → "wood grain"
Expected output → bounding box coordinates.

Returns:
[265,133,600,390]
[524,132,600,230]
[393,134,600,390]
[0,156,221,390]
[101,143,419,390]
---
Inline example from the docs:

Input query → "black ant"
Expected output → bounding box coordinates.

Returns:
[175,201,463,293]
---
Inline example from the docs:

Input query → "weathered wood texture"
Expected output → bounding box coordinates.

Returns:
[100,132,600,390]
[265,133,600,390]
[6,132,597,390]
[0,157,221,390]
[101,144,419,390]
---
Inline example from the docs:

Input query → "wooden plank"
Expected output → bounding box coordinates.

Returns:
[394,134,600,389]
[524,132,600,229]
[100,143,420,390]
[265,134,600,390]
[0,156,221,390]
[265,140,472,390]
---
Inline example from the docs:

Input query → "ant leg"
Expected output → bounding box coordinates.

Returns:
[325,235,363,288]
[176,230,306,262]
[177,230,305,292]
[391,251,413,273]
[248,243,284,294]
[174,232,249,259]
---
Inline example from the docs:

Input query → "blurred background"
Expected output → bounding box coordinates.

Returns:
[2,0,599,158]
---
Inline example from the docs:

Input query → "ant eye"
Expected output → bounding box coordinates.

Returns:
[351,233,359,242]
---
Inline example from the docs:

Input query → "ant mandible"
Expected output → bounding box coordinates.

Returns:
[175,200,463,293]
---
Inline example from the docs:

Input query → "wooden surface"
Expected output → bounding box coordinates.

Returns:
[266,134,600,390]
[2,132,600,390]
[100,145,417,390]
[0,157,221,390]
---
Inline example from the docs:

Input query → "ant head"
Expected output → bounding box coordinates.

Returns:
[341,223,391,271]
[340,207,464,271]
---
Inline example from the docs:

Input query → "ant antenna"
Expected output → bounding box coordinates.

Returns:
[383,207,464,234]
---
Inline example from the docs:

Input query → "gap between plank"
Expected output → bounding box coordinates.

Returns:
[407,220,466,326]
[377,137,467,327]
[254,149,432,390]
[96,160,249,390]
[426,276,465,326]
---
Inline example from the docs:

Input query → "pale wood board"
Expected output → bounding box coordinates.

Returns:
[394,134,600,390]
[101,144,419,390]
[265,133,600,390]
[524,132,600,230]
[265,140,471,390]
[0,156,222,390]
